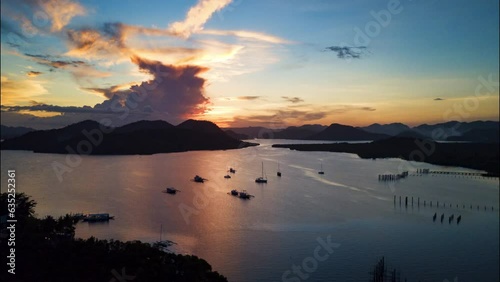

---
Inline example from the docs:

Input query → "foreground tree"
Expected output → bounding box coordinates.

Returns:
[0,193,227,282]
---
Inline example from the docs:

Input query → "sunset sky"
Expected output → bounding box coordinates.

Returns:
[1,0,499,129]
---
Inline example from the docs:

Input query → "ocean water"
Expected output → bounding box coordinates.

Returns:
[1,139,498,281]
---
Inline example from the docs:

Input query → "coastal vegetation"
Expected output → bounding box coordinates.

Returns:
[0,193,227,282]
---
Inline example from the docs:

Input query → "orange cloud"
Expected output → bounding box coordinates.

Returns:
[1,75,48,105]
[37,0,86,32]
[169,0,233,38]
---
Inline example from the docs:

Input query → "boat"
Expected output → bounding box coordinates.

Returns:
[224,175,231,179]
[82,213,114,222]
[229,168,236,173]
[457,215,462,224]
[194,175,205,183]
[230,189,239,196]
[277,162,282,177]
[432,212,437,221]
[255,162,268,183]
[318,163,324,175]
[238,190,251,199]
[164,187,178,194]
[440,213,444,223]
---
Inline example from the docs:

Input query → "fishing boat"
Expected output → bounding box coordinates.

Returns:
[255,162,268,183]
[238,190,251,199]
[164,187,178,194]
[82,213,114,222]
[194,175,205,183]
[224,175,231,179]
[318,164,325,175]
[277,162,282,177]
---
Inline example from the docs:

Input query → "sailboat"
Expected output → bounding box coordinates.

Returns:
[255,162,268,183]
[318,163,325,175]
[277,162,282,177]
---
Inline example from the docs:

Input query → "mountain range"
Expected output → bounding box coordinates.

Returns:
[2,120,498,147]
[0,119,257,155]
[1,125,35,140]
[225,120,498,142]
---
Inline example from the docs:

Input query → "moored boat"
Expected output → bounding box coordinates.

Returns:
[194,175,205,183]
[318,163,324,175]
[255,162,268,183]
[238,190,251,199]
[164,187,178,194]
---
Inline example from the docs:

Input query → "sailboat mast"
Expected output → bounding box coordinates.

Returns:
[262,161,264,177]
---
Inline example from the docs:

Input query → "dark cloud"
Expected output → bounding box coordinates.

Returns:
[238,96,261,100]
[230,105,376,127]
[282,96,304,103]
[27,71,42,77]
[324,46,367,59]
[1,104,112,114]
[434,98,445,101]
[125,56,210,120]
[2,55,211,127]
[24,53,88,69]
[330,105,376,114]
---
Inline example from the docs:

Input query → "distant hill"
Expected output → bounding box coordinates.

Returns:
[360,123,410,136]
[1,125,35,139]
[1,120,257,155]
[273,137,499,176]
[224,130,249,140]
[446,128,499,143]
[177,119,223,134]
[394,130,430,139]
[307,123,389,141]
[412,120,499,140]
[113,120,174,134]
[222,127,270,139]
[273,124,327,139]
[223,124,326,139]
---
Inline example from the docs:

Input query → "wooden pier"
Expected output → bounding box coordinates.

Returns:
[393,194,497,212]
[378,171,409,181]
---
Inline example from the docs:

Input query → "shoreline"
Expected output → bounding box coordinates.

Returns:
[272,137,499,177]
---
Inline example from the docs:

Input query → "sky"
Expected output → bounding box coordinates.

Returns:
[1,0,499,129]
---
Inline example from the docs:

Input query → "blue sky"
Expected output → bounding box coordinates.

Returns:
[1,0,498,129]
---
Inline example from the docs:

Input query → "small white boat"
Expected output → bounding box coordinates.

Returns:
[318,164,324,175]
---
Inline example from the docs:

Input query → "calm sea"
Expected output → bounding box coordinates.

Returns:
[1,139,499,281]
